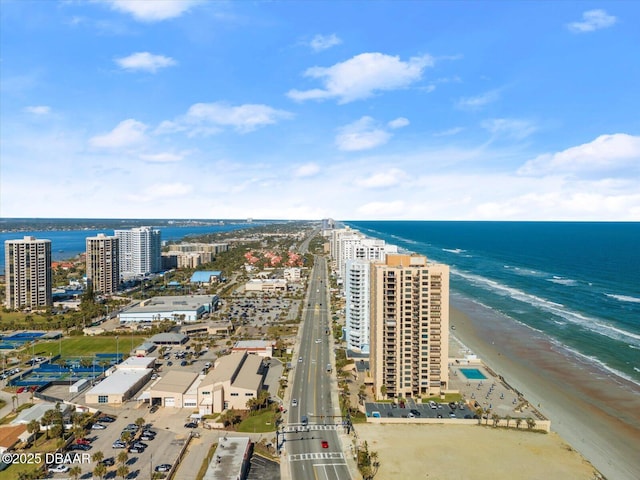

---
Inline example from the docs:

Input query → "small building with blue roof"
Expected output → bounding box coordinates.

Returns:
[190,271,223,285]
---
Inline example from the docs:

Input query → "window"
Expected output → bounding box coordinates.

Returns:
[98,395,108,404]
[230,393,239,397]
[245,392,254,396]
[201,391,211,395]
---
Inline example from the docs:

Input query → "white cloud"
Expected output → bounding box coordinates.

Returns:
[139,152,186,163]
[357,200,406,217]
[567,9,617,33]
[356,168,407,189]
[456,90,500,110]
[160,102,293,135]
[115,52,177,73]
[89,119,148,149]
[309,33,342,52]
[23,105,51,115]
[433,127,464,137]
[518,134,640,176]
[293,163,321,178]
[104,0,200,22]
[482,118,537,140]
[336,116,392,151]
[288,52,434,104]
[388,117,410,129]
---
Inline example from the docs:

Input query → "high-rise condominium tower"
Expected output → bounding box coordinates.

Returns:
[86,234,120,295]
[114,227,161,279]
[4,236,52,309]
[370,254,449,399]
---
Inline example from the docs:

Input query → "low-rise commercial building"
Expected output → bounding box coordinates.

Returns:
[149,371,200,408]
[244,279,287,292]
[118,295,219,323]
[197,352,266,414]
[232,340,274,358]
[84,357,155,405]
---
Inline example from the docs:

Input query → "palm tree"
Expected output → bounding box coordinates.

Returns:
[515,418,523,430]
[27,419,40,446]
[92,450,104,464]
[116,450,128,466]
[475,408,483,425]
[491,413,500,427]
[120,431,132,445]
[134,417,145,429]
[526,417,536,430]
[69,465,82,480]
[93,463,107,480]
[116,465,129,480]
[505,414,512,428]
[484,408,491,426]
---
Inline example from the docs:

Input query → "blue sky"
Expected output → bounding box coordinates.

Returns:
[1,1,639,221]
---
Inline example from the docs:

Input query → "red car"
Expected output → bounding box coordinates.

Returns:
[16,387,25,394]
[76,438,91,445]
[321,441,329,449]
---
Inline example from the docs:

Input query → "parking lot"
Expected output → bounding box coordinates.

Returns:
[364,399,474,420]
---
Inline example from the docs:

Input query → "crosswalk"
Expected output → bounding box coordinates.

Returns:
[284,424,340,433]
[289,452,345,462]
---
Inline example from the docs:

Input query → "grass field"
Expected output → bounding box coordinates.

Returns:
[30,335,149,358]
[237,409,278,433]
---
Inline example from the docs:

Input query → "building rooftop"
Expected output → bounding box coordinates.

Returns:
[190,271,223,283]
[11,402,58,425]
[85,368,152,396]
[203,436,251,480]
[150,333,188,344]
[202,352,263,391]
[151,371,199,395]
[124,295,216,314]
[233,340,274,349]
[119,356,156,369]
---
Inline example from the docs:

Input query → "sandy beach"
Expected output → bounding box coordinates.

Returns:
[449,296,640,480]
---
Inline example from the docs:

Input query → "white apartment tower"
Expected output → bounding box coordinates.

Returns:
[330,228,397,279]
[370,254,449,399]
[345,259,372,354]
[86,234,120,295]
[114,227,161,279]
[4,236,52,309]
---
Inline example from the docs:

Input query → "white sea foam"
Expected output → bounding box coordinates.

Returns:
[443,248,465,254]
[453,270,640,347]
[503,265,546,277]
[606,293,640,304]
[547,276,578,286]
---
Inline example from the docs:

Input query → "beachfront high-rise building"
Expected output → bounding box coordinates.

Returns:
[86,234,120,295]
[370,254,449,399]
[114,227,161,279]
[345,259,372,354]
[330,227,398,279]
[4,236,52,309]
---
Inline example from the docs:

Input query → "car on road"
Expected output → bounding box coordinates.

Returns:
[100,457,115,467]
[315,339,321,343]
[321,440,329,449]
[291,399,298,407]
[184,421,198,428]
[91,423,106,430]
[298,357,302,362]
[155,464,172,473]
[48,465,70,473]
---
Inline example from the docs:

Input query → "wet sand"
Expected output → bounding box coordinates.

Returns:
[450,295,640,480]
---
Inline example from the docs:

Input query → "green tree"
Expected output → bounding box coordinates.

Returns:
[515,418,523,429]
[505,414,512,428]
[116,465,129,480]
[69,465,82,480]
[93,463,107,480]
[117,450,128,466]
[120,431,132,444]
[27,419,40,446]
[135,417,145,429]
[92,451,104,464]
[526,417,536,430]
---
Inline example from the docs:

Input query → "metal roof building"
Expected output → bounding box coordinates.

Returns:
[118,295,219,323]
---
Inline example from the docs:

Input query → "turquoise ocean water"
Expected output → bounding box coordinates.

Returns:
[346,221,640,385]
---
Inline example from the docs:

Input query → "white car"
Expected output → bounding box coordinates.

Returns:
[49,464,70,473]
[91,423,107,430]
[291,399,298,407]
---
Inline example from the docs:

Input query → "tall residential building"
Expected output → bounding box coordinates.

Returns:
[345,260,372,354]
[4,236,52,309]
[330,227,398,279]
[86,234,120,295]
[114,227,161,279]
[370,254,449,399]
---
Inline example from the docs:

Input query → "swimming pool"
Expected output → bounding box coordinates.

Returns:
[459,368,487,380]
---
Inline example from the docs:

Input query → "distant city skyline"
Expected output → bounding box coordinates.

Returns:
[1,1,639,220]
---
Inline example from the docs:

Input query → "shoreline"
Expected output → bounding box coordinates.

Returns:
[450,295,640,480]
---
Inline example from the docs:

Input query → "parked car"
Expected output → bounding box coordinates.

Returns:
[100,457,115,467]
[112,441,127,449]
[48,464,70,473]
[99,415,116,423]
[91,423,106,430]
[69,444,91,451]
[149,405,159,413]
[76,438,91,445]
[140,433,155,441]
[129,445,145,454]
[132,441,148,449]
[410,409,421,417]
[184,422,198,429]
[16,386,25,394]
[155,464,172,472]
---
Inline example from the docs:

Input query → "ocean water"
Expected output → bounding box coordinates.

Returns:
[0,222,259,270]
[346,221,640,385]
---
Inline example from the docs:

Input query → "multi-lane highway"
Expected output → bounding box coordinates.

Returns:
[284,255,351,480]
